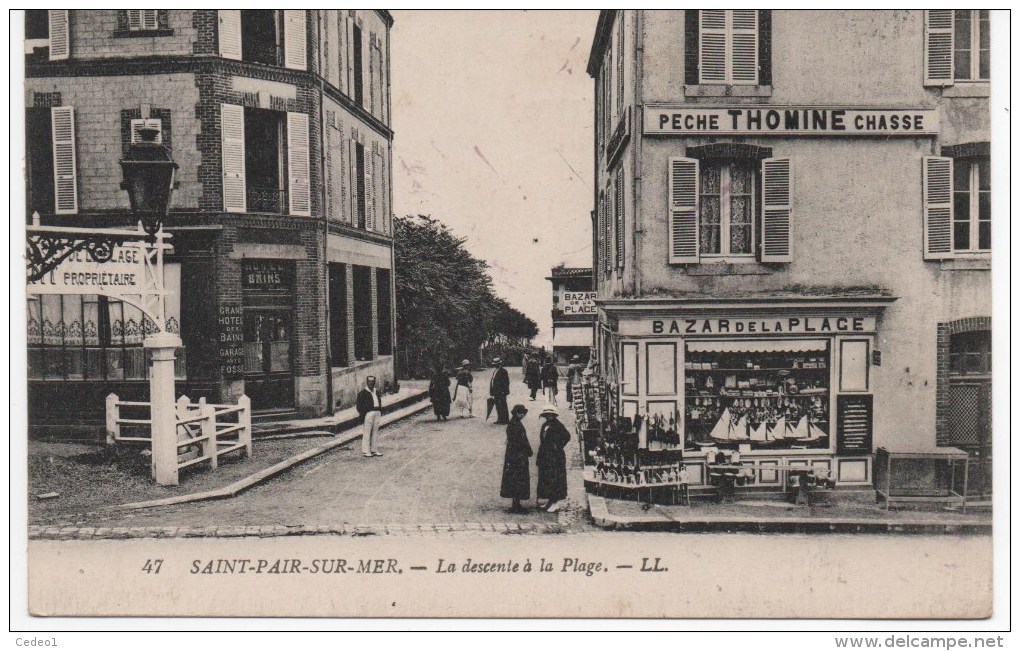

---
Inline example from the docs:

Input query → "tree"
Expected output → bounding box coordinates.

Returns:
[393,215,538,378]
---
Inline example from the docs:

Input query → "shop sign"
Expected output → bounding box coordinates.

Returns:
[218,304,245,379]
[630,316,876,336]
[643,106,938,136]
[27,243,145,292]
[563,291,597,316]
[242,260,293,290]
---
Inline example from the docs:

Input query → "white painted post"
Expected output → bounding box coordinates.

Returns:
[200,400,217,470]
[238,395,252,458]
[105,393,120,446]
[145,332,183,486]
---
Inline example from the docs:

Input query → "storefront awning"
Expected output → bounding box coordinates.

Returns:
[686,339,828,354]
[553,325,594,347]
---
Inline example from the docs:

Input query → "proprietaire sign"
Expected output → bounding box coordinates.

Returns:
[644,106,939,136]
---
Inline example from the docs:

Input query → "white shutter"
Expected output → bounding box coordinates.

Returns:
[761,158,793,262]
[923,156,954,259]
[130,118,162,144]
[218,10,241,61]
[348,137,357,223]
[220,103,245,213]
[596,192,605,273]
[924,10,954,86]
[730,10,758,83]
[616,12,624,113]
[48,10,69,61]
[284,10,307,71]
[128,10,158,31]
[615,172,625,269]
[668,157,699,263]
[51,106,78,214]
[605,185,614,273]
[699,10,727,83]
[345,16,355,98]
[287,112,311,216]
[127,10,142,30]
[374,147,385,233]
[365,143,376,230]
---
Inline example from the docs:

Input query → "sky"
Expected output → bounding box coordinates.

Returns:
[390,10,599,347]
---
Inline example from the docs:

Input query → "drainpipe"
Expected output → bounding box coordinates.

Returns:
[386,25,398,388]
[317,10,335,414]
[632,10,645,298]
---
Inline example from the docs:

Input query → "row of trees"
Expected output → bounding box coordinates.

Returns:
[393,215,539,378]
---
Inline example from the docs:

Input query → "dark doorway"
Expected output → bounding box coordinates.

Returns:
[243,309,294,410]
[328,263,348,367]
[947,330,992,499]
[244,107,285,213]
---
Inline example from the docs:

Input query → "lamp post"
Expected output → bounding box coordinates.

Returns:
[120,126,182,485]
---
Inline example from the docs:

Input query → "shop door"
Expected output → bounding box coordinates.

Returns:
[947,380,992,499]
[243,309,294,410]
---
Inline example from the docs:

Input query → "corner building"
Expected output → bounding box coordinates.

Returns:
[25,10,396,432]
[587,10,991,494]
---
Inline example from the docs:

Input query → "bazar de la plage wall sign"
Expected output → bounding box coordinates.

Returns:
[643,106,939,136]
[620,315,878,336]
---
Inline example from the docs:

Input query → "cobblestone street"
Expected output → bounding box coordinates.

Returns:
[35,369,588,534]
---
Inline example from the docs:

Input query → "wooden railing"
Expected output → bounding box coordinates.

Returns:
[106,393,252,474]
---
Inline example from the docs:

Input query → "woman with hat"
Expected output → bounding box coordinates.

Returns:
[428,363,452,422]
[452,359,474,418]
[536,405,571,512]
[500,404,533,514]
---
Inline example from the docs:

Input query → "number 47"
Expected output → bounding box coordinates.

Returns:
[142,559,163,574]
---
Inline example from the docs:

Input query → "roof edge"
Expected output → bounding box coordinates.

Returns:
[586,10,616,77]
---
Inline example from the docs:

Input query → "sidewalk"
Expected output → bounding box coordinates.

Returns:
[588,493,991,534]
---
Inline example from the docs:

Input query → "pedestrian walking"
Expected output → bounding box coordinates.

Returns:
[565,354,584,409]
[524,354,542,401]
[541,356,559,406]
[536,405,571,512]
[356,375,384,458]
[500,404,533,514]
[452,359,474,418]
[428,365,451,422]
[489,357,511,425]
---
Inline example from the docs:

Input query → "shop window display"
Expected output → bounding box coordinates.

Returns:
[684,341,830,450]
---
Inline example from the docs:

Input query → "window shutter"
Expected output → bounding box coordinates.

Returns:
[365,143,376,230]
[51,106,78,214]
[604,187,614,274]
[761,157,792,262]
[730,10,759,83]
[220,103,245,213]
[48,10,69,61]
[369,36,377,116]
[616,12,624,114]
[923,156,953,259]
[127,10,142,30]
[924,10,954,86]
[374,147,386,234]
[668,157,699,263]
[287,112,311,216]
[345,17,355,98]
[130,118,162,144]
[684,10,700,85]
[699,10,727,83]
[348,137,357,223]
[218,10,241,61]
[615,172,625,269]
[284,10,307,70]
[596,192,605,273]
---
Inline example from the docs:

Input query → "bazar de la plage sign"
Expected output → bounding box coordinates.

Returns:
[643,105,939,136]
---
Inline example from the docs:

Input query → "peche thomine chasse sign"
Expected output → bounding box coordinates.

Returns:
[644,106,939,136]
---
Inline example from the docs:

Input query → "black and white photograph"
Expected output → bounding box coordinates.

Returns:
[10,7,1009,636]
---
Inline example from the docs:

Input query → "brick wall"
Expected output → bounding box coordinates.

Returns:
[70,10,197,60]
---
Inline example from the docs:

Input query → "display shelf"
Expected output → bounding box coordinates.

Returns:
[685,366,828,372]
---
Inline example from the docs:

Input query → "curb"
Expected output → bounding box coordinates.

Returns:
[252,388,430,438]
[587,494,992,535]
[28,521,567,541]
[104,398,432,512]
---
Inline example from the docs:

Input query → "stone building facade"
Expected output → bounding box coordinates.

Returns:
[587,10,992,493]
[25,10,396,433]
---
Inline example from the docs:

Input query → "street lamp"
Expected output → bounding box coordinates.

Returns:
[119,126,178,239]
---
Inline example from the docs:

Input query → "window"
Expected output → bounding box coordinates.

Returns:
[949,330,991,376]
[353,23,364,107]
[355,141,367,228]
[127,10,159,31]
[25,10,48,40]
[615,12,624,115]
[376,268,392,356]
[698,161,755,257]
[615,169,625,268]
[923,151,990,259]
[352,265,373,361]
[26,106,77,216]
[220,104,310,215]
[925,10,989,86]
[218,10,305,70]
[668,154,791,264]
[328,263,349,367]
[685,10,771,88]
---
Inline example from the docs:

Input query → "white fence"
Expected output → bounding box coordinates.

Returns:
[106,393,252,473]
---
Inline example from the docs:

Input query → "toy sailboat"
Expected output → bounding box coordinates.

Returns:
[730,413,750,440]
[749,420,768,442]
[706,408,732,442]
[801,420,828,443]
[786,415,810,439]
[768,416,787,440]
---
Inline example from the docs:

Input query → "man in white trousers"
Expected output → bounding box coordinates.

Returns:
[356,376,384,458]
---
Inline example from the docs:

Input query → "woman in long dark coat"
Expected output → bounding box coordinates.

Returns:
[536,405,571,512]
[540,357,560,406]
[428,366,451,421]
[524,356,542,401]
[500,404,533,513]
